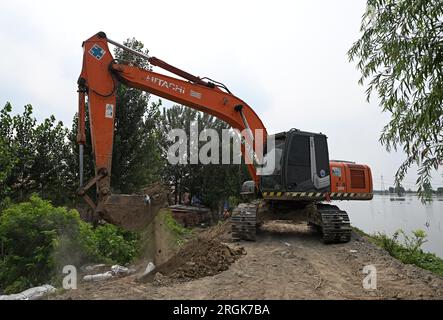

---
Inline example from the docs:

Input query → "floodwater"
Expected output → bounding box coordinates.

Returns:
[333,195,443,258]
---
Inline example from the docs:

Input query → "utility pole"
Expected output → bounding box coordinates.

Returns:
[381,175,385,193]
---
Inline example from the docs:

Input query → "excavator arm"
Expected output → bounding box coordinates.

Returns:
[77,32,267,215]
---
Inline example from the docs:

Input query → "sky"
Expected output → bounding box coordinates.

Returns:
[0,0,441,190]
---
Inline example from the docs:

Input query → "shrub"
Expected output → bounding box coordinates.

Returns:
[0,195,91,293]
[0,195,138,294]
[373,230,400,256]
[372,229,443,277]
[92,224,138,265]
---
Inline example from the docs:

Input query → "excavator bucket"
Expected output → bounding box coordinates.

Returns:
[100,183,171,231]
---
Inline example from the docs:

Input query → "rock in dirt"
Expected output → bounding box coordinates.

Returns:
[152,272,173,287]
[138,238,245,283]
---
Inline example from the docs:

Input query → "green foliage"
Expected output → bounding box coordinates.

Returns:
[373,230,401,255]
[0,103,74,206]
[422,181,434,194]
[0,195,91,293]
[0,195,137,294]
[0,135,16,208]
[394,185,405,195]
[160,105,249,209]
[348,0,443,201]
[92,224,138,265]
[111,38,163,193]
[372,229,443,276]
[162,210,192,238]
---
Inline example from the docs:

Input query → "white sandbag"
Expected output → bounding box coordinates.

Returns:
[0,284,56,300]
[82,264,106,272]
[111,265,136,275]
[143,262,156,276]
[83,271,113,282]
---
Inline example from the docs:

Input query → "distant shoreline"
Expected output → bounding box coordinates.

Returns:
[373,191,443,196]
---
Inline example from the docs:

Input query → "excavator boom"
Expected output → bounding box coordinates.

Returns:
[77,32,267,223]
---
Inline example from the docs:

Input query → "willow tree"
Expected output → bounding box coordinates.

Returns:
[348,0,443,199]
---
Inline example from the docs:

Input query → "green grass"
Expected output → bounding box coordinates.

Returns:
[353,226,443,277]
[160,209,193,245]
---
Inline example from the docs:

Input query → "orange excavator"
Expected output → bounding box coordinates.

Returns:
[77,32,373,243]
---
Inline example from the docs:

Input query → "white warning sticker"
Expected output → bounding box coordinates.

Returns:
[105,104,114,118]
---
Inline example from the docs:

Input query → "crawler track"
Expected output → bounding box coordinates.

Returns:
[230,203,257,241]
[314,203,351,244]
[231,201,351,244]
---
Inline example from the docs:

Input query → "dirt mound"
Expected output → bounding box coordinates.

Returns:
[199,220,232,242]
[139,238,245,284]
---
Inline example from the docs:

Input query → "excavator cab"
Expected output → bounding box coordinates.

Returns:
[259,129,372,201]
[260,129,331,195]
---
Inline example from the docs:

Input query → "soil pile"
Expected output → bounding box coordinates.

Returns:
[199,220,232,242]
[139,238,245,284]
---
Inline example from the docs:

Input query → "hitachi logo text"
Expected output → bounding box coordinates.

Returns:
[145,76,185,94]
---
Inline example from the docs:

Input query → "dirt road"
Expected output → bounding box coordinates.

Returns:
[56,221,443,300]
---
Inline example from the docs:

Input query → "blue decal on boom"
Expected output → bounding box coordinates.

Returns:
[89,44,105,60]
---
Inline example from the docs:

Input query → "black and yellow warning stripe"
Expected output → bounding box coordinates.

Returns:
[261,191,373,200]
[262,191,324,199]
[331,192,373,200]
